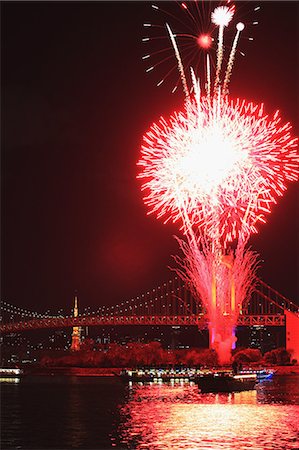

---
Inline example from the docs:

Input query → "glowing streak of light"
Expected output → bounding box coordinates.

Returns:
[166,23,190,100]
[211,6,234,92]
[206,53,211,98]
[190,67,200,109]
[214,24,224,92]
[223,23,244,95]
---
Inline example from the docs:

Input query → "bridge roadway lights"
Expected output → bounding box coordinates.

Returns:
[0,313,286,334]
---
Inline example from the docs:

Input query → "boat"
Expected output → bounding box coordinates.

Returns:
[0,367,24,379]
[118,368,199,382]
[119,370,154,382]
[240,368,274,381]
[196,371,257,393]
[119,367,274,387]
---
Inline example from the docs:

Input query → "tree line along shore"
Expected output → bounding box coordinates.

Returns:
[31,342,297,370]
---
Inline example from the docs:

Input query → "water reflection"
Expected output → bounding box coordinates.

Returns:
[0,377,20,384]
[1,376,299,449]
[120,381,299,449]
[65,377,88,448]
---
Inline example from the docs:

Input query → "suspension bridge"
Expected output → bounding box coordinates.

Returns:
[1,277,298,334]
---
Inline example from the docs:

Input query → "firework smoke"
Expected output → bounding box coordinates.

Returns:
[173,236,259,364]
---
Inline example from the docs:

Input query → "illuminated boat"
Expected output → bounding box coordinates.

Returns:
[119,368,274,385]
[119,368,198,382]
[119,369,154,382]
[0,368,24,378]
[196,372,257,393]
[240,369,274,381]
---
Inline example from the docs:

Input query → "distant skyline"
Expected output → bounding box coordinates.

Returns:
[2,1,298,311]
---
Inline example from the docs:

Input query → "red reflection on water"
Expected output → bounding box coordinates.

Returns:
[120,382,299,449]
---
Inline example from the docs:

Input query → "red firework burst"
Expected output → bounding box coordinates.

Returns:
[137,96,298,245]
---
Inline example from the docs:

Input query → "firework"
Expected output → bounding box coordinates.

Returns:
[138,96,298,246]
[212,5,234,91]
[138,84,298,365]
[211,5,235,27]
[142,1,259,93]
[138,1,298,364]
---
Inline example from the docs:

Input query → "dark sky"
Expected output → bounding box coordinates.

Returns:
[2,1,298,313]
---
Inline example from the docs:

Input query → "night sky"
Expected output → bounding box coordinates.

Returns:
[2,1,298,313]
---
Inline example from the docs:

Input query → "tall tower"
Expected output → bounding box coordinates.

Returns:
[70,295,81,351]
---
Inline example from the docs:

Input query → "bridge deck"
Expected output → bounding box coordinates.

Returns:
[0,314,286,333]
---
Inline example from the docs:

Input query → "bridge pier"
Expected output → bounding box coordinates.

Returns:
[285,310,299,362]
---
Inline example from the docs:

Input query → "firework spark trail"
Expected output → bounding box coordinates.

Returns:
[211,6,234,94]
[206,53,211,98]
[190,67,201,108]
[166,23,190,100]
[223,22,245,95]
[214,24,224,92]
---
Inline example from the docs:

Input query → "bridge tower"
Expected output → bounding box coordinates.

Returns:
[70,295,81,351]
[285,310,299,362]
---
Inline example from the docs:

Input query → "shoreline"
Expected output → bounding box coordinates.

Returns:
[19,365,299,377]
[24,367,121,377]
[270,365,299,376]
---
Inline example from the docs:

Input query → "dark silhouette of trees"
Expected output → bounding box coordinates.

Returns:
[39,343,292,368]
[263,348,291,365]
[233,348,262,364]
